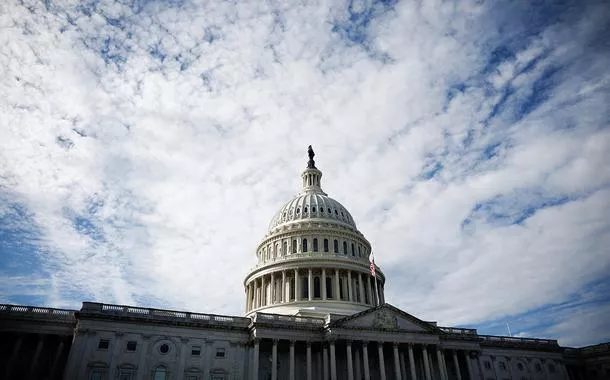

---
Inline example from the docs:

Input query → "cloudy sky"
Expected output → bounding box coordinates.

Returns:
[1,0,609,347]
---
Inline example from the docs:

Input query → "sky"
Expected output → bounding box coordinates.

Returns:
[1,0,609,348]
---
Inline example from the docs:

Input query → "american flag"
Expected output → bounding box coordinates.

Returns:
[370,257,376,277]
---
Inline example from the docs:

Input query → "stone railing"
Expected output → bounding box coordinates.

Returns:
[250,252,378,272]
[0,304,76,321]
[479,335,559,347]
[81,302,249,327]
[252,312,326,327]
[439,326,478,335]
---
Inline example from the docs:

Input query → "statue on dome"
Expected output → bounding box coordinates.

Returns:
[307,145,316,168]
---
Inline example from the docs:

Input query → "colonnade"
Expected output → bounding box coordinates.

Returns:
[250,338,473,380]
[3,332,68,380]
[246,268,385,312]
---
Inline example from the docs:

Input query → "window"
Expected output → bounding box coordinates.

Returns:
[535,363,542,372]
[499,362,506,370]
[304,206,308,213]
[126,341,137,352]
[302,239,308,252]
[153,366,167,380]
[88,365,108,380]
[324,239,329,252]
[343,241,347,254]
[98,339,109,350]
[313,238,318,252]
[159,343,169,354]
[333,240,338,253]
[351,243,355,256]
[216,348,226,358]
[292,240,297,254]
[358,246,361,256]
[118,365,136,380]
[282,241,287,255]
[186,376,199,380]
[484,361,491,370]
[326,277,333,298]
[312,206,316,212]
[296,207,300,214]
[327,208,331,213]
[191,346,201,356]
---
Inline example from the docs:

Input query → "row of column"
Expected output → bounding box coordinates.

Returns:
[5,333,67,380]
[250,339,468,380]
[246,268,385,312]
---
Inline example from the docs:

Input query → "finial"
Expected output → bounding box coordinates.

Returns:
[307,145,316,169]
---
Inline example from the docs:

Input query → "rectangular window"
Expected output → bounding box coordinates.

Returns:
[216,348,225,358]
[324,239,328,252]
[333,240,338,253]
[191,345,201,356]
[126,341,137,352]
[292,240,297,254]
[98,339,110,350]
[313,238,318,252]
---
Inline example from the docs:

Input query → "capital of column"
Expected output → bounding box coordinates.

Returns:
[289,340,296,347]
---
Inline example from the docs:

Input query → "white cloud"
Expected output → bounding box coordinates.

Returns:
[0,0,609,346]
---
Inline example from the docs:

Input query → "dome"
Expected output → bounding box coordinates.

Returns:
[268,193,357,231]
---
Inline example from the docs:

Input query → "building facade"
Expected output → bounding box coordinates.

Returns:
[0,148,607,380]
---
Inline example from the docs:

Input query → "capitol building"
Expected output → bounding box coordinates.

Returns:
[0,148,608,380]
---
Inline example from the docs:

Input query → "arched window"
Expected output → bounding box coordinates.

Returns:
[282,241,287,255]
[292,240,297,254]
[351,243,355,256]
[343,241,347,254]
[297,207,300,214]
[334,240,339,253]
[327,208,331,213]
[304,206,308,213]
[324,239,329,252]
[314,277,321,298]
[153,365,168,380]
[358,246,362,257]
[313,238,318,252]
[303,239,308,252]
[312,206,316,212]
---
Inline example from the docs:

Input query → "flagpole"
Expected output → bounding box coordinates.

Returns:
[370,254,380,306]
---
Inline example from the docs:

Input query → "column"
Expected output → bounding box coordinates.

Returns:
[28,334,45,378]
[422,345,431,380]
[308,269,313,301]
[330,341,337,380]
[322,268,327,300]
[394,343,402,380]
[270,273,275,304]
[335,269,340,300]
[400,352,407,380]
[307,342,313,380]
[289,341,296,380]
[295,269,300,301]
[465,353,475,380]
[282,271,286,303]
[348,271,353,301]
[271,339,278,380]
[436,347,446,380]
[441,351,449,380]
[323,344,329,380]
[252,339,260,380]
[261,276,266,306]
[367,276,373,305]
[347,341,354,380]
[453,351,462,380]
[408,344,417,380]
[378,342,387,380]
[5,334,23,379]
[358,273,364,303]
[363,342,371,380]
[355,347,362,380]
[49,338,66,379]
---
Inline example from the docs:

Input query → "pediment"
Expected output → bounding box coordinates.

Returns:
[331,304,438,332]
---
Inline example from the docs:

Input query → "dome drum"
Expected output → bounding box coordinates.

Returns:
[245,265,385,317]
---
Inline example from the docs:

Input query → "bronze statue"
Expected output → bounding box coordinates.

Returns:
[307,145,316,168]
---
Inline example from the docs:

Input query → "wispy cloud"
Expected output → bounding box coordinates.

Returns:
[1,0,609,346]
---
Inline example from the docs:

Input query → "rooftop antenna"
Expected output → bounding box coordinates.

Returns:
[506,322,512,337]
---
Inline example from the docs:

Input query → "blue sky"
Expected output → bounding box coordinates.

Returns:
[1,0,609,347]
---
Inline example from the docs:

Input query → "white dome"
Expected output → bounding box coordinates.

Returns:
[268,193,357,231]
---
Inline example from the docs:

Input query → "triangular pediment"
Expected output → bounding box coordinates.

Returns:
[330,304,439,332]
